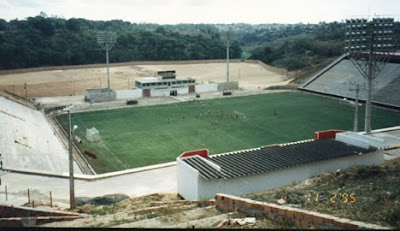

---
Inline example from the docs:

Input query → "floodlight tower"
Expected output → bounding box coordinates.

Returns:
[345,17,397,134]
[223,30,234,89]
[97,32,116,100]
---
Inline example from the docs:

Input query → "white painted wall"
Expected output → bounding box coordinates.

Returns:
[177,158,199,200]
[151,87,190,97]
[116,89,143,100]
[150,89,171,97]
[195,83,218,93]
[177,87,189,95]
[178,150,384,200]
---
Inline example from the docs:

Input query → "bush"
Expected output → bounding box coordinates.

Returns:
[355,165,383,179]
[384,206,400,228]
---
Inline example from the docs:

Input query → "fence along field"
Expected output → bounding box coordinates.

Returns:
[57,92,400,173]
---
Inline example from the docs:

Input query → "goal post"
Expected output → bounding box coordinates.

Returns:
[86,127,100,142]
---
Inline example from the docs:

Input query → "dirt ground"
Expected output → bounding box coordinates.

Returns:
[0,62,288,98]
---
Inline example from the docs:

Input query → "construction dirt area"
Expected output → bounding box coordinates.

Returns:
[0,60,291,98]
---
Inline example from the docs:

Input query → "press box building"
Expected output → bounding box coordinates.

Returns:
[135,71,196,97]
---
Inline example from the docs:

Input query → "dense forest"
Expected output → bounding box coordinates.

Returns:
[0,15,398,73]
[0,17,241,70]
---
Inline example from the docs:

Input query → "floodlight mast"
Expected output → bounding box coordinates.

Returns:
[97,32,116,100]
[223,30,234,90]
[345,17,396,134]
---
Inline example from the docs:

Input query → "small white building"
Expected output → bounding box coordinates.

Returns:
[177,138,384,200]
[86,127,100,142]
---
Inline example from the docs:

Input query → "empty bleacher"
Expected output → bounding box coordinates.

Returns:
[0,97,81,173]
[300,56,400,108]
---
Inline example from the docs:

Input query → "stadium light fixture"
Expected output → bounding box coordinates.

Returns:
[345,17,397,134]
[63,105,76,210]
[97,32,117,101]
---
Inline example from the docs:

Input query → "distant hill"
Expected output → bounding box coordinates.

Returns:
[1,16,398,76]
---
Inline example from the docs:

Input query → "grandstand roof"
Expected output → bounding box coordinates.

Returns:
[181,139,375,180]
[299,54,400,108]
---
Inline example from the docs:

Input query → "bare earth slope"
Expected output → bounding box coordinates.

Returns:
[0,61,288,97]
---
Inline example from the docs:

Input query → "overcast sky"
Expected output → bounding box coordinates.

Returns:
[1,0,399,24]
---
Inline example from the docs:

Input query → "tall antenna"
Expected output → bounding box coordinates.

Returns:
[223,30,234,90]
[345,17,397,134]
[97,32,116,100]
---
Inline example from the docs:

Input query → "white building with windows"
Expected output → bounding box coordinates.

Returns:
[135,70,196,97]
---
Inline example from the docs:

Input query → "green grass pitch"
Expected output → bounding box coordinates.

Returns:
[57,92,400,173]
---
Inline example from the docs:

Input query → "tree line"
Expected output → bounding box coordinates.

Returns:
[0,17,241,70]
[1,15,397,72]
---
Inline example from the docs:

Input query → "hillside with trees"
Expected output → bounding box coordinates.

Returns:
[1,15,398,77]
[0,17,241,70]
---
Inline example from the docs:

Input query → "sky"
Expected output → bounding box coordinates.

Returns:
[0,0,399,24]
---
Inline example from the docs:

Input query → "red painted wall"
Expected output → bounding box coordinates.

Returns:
[180,149,209,158]
[314,130,344,140]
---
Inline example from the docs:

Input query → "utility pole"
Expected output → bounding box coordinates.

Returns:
[68,109,75,210]
[64,106,78,210]
[349,83,364,132]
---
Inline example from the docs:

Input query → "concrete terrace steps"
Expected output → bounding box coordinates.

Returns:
[299,54,347,88]
[299,55,400,108]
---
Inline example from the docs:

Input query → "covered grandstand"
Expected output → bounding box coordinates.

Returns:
[299,54,400,108]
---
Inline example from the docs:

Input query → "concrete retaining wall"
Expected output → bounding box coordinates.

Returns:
[215,193,390,229]
[0,216,81,227]
[0,205,80,218]
[116,89,143,100]
[150,89,172,97]
[195,83,218,93]
[216,81,239,91]
[84,89,117,102]
[150,87,190,97]
[0,205,85,227]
